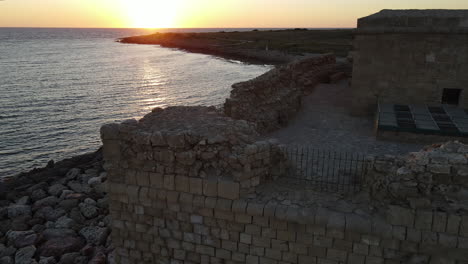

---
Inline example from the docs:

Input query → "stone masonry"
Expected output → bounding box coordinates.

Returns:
[224,55,337,133]
[351,10,468,115]
[102,107,468,264]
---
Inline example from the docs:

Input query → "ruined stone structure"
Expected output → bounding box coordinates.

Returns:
[224,55,337,133]
[351,10,468,115]
[102,107,468,263]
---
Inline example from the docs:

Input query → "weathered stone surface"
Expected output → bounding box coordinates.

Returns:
[78,203,98,219]
[39,237,84,257]
[14,246,36,264]
[79,226,109,245]
[48,184,67,197]
[8,205,31,219]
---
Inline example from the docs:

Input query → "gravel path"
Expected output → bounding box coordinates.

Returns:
[265,80,424,156]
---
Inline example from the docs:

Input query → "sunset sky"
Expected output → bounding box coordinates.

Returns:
[1,0,467,29]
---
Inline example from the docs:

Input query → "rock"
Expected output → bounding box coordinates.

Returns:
[41,229,76,241]
[0,207,8,220]
[79,226,109,245]
[31,225,45,233]
[67,181,91,194]
[6,230,36,248]
[84,198,96,206]
[11,216,31,231]
[54,216,76,230]
[39,237,84,258]
[59,252,80,264]
[65,168,81,180]
[88,251,106,264]
[0,256,13,264]
[16,197,31,206]
[0,244,16,258]
[34,207,66,222]
[0,220,12,233]
[15,246,36,264]
[78,203,98,219]
[33,197,58,209]
[8,205,32,219]
[38,257,56,264]
[30,190,47,202]
[80,244,94,256]
[48,184,67,197]
[69,209,85,224]
[87,177,101,186]
[96,198,107,209]
[59,191,74,200]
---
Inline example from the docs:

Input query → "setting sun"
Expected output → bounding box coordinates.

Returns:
[120,0,182,28]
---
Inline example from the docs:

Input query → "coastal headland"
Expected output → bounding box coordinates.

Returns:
[119,29,354,64]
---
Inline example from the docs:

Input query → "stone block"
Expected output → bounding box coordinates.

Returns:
[163,175,175,190]
[427,164,451,174]
[432,212,447,232]
[271,239,288,251]
[461,216,468,237]
[246,203,264,216]
[265,248,282,260]
[282,251,298,263]
[232,200,248,214]
[222,240,238,251]
[240,233,252,244]
[348,254,365,264]
[298,255,317,264]
[175,175,190,192]
[415,210,433,230]
[217,181,240,200]
[203,180,218,197]
[189,178,203,195]
[246,255,259,264]
[216,248,231,260]
[447,214,461,234]
[252,236,270,248]
[386,205,414,227]
[353,243,369,255]
[149,173,164,188]
[327,248,347,262]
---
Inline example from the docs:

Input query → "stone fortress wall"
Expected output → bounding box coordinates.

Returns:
[224,55,338,133]
[102,105,468,263]
[351,10,468,115]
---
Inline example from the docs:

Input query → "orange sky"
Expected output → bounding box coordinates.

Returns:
[1,0,467,28]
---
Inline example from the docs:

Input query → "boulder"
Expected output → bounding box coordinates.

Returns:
[6,230,37,248]
[39,237,84,258]
[79,226,109,246]
[15,246,36,264]
[33,197,58,209]
[58,252,80,264]
[78,203,98,219]
[8,205,32,219]
[0,256,13,264]
[54,216,76,230]
[41,229,76,241]
[30,190,47,202]
[57,199,78,211]
[48,184,67,197]
[38,257,56,264]
[65,168,81,180]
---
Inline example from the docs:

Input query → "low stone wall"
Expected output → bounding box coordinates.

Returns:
[224,55,337,133]
[366,141,468,210]
[102,108,468,264]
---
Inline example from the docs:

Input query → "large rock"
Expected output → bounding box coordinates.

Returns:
[38,257,56,264]
[38,237,84,258]
[34,207,66,222]
[54,216,76,230]
[8,205,32,219]
[79,226,109,246]
[30,190,47,202]
[33,197,58,209]
[6,230,37,248]
[48,184,67,197]
[0,256,13,264]
[41,229,76,241]
[15,246,36,264]
[78,203,98,219]
[65,168,81,180]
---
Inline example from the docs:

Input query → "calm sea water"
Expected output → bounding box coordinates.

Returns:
[0,28,271,178]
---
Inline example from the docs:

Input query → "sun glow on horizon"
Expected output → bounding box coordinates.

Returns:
[120,0,183,28]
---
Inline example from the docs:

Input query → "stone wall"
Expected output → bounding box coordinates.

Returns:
[351,10,468,115]
[102,108,468,264]
[366,141,468,211]
[224,55,337,133]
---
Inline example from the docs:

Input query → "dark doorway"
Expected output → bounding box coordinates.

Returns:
[441,88,462,105]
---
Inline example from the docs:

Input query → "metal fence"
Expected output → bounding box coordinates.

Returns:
[280,146,370,193]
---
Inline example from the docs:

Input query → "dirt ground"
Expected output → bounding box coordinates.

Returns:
[265,80,424,156]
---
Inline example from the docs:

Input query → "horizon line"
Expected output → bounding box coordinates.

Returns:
[0,26,356,30]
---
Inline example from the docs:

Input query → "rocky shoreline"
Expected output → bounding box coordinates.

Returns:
[0,149,114,264]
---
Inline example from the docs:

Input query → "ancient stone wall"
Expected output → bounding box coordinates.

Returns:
[351,10,468,115]
[224,55,337,133]
[102,108,468,264]
[366,141,468,210]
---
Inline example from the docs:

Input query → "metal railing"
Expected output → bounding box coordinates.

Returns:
[281,146,370,193]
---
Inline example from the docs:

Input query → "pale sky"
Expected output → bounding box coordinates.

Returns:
[0,0,467,28]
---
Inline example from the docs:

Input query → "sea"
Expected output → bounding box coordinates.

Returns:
[0,28,273,178]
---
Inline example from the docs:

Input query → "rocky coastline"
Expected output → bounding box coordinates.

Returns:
[0,149,114,264]
[118,29,354,65]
